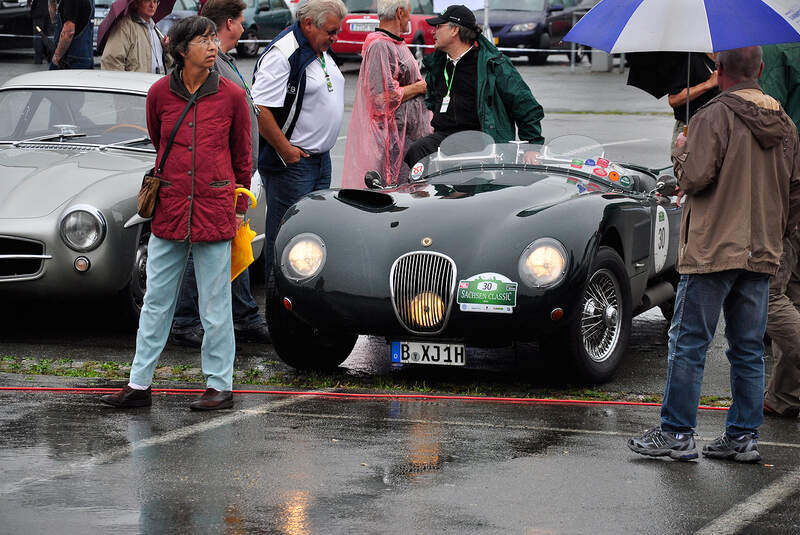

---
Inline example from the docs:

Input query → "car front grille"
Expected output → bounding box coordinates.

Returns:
[0,236,47,279]
[390,251,457,335]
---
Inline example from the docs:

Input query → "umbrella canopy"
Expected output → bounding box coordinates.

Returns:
[565,0,800,53]
[625,51,687,98]
[96,0,177,55]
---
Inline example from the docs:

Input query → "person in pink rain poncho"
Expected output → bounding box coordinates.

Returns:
[342,0,431,188]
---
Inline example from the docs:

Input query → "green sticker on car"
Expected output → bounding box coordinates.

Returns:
[456,272,517,314]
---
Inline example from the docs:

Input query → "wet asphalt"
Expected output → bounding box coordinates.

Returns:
[2,50,800,533]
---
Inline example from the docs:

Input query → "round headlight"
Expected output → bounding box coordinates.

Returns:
[281,233,326,281]
[60,207,106,252]
[518,238,568,288]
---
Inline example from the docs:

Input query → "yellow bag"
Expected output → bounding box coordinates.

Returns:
[231,187,258,281]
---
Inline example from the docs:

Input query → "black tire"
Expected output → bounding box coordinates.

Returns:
[563,247,632,384]
[117,227,149,328]
[266,270,357,371]
[659,298,675,323]
[528,33,550,65]
[236,28,260,58]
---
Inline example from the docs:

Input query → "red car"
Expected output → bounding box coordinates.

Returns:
[332,0,435,64]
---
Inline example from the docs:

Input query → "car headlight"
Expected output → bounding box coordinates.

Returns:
[510,22,537,32]
[281,233,326,281]
[60,206,107,252]
[518,238,568,288]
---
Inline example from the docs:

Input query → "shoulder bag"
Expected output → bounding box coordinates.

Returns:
[137,91,199,218]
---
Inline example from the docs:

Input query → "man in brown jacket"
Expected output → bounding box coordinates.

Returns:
[629,46,800,463]
[100,0,171,73]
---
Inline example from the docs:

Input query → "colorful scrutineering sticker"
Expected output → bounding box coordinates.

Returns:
[576,183,587,193]
[586,183,602,192]
[619,175,632,188]
[584,159,596,166]
[609,171,620,182]
[571,159,584,168]
[593,167,607,177]
[654,205,669,272]
[410,162,425,180]
[597,158,609,168]
[456,272,517,314]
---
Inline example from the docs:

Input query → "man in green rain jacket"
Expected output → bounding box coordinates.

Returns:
[403,4,544,168]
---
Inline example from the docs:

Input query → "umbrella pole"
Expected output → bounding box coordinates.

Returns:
[685,51,690,130]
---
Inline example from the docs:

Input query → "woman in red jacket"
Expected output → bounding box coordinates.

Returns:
[101,16,252,411]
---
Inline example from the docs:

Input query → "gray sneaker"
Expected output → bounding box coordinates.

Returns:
[628,427,698,460]
[702,433,761,463]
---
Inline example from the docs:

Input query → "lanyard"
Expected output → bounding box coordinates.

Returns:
[443,60,455,96]
[318,53,334,92]
[221,54,260,115]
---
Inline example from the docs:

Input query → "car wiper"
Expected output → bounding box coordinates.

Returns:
[14,132,87,146]
[97,136,152,150]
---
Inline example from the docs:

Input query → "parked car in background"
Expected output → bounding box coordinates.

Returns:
[0,0,33,50]
[332,0,434,65]
[197,0,292,57]
[0,71,266,324]
[474,0,598,65]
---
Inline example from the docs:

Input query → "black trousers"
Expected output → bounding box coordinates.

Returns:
[404,131,451,169]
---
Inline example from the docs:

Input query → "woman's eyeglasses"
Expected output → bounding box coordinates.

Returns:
[190,36,221,48]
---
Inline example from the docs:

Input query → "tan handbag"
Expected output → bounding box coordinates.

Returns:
[137,91,198,218]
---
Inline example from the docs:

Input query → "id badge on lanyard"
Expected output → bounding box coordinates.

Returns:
[440,95,450,113]
[441,60,455,114]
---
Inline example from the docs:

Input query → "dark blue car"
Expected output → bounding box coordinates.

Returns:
[474,0,597,65]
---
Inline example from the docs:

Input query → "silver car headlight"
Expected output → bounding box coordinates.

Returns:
[60,206,107,252]
[510,22,537,32]
[281,233,326,281]
[518,238,568,288]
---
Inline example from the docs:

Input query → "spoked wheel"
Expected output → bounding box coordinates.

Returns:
[266,270,357,371]
[563,247,632,384]
[117,227,149,327]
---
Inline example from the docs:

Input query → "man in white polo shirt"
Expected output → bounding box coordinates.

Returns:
[251,0,347,286]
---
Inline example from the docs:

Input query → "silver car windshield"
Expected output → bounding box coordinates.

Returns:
[0,88,151,148]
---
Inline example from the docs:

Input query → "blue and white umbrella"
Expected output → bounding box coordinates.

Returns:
[565,0,800,53]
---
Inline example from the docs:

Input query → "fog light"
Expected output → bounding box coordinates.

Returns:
[74,256,90,272]
[408,291,445,330]
[283,297,292,311]
[551,307,563,321]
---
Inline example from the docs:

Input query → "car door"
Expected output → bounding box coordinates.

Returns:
[253,0,292,41]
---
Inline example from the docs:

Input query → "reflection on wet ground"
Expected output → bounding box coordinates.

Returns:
[1,388,800,533]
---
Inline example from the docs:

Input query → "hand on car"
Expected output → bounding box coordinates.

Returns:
[522,150,541,165]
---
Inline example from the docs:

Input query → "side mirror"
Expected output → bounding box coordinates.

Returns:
[364,170,383,189]
[257,0,269,11]
[655,175,678,196]
[549,3,564,12]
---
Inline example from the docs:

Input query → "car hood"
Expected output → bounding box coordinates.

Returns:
[0,146,153,218]
[473,9,545,25]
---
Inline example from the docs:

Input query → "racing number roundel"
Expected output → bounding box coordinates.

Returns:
[654,205,669,272]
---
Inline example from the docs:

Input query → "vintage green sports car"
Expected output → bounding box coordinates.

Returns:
[267,132,681,383]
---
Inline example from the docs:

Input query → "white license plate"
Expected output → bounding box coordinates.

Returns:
[350,22,377,32]
[390,341,465,366]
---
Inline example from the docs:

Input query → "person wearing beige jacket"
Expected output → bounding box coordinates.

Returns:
[629,46,800,464]
[101,0,172,73]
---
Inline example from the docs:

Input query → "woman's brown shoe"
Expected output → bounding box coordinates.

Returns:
[100,386,152,408]
[189,388,234,411]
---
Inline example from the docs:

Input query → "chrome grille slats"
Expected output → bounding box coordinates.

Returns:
[0,236,47,279]
[389,251,457,335]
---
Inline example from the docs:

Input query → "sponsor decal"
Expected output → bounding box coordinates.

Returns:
[593,167,607,177]
[597,158,609,168]
[586,183,602,192]
[456,272,517,314]
[577,183,587,193]
[609,171,620,182]
[584,159,596,166]
[619,175,632,187]
[571,159,584,168]
[654,205,669,272]
[410,162,424,180]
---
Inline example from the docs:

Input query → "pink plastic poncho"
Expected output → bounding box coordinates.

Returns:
[342,31,432,189]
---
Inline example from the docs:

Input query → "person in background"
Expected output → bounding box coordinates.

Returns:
[29,0,52,65]
[101,0,172,73]
[168,0,270,348]
[341,0,430,188]
[403,4,544,169]
[628,47,800,462]
[759,43,800,419]
[100,16,252,411]
[251,0,347,286]
[48,0,94,69]
[667,52,719,146]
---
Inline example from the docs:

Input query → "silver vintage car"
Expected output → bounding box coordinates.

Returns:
[0,70,266,323]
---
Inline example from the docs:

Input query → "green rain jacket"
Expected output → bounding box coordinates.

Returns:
[422,34,545,145]
[759,43,800,133]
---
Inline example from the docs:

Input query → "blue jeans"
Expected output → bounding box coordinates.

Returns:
[172,255,264,333]
[260,152,331,282]
[130,236,235,391]
[661,270,769,437]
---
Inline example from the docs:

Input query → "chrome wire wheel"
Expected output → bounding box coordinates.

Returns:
[580,268,622,363]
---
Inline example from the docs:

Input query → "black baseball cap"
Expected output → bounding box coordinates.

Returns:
[426,5,481,33]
